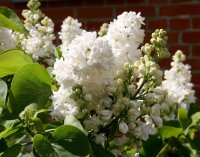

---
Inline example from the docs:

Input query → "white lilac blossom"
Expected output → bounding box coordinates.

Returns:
[59,17,82,53]
[52,27,165,157]
[160,50,196,120]
[0,28,16,52]
[19,0,55,61]
[52,31,116,127]
[51,10,195,156]
[53,31,115,97]
[51,86,79,119]
[106,11,145,69]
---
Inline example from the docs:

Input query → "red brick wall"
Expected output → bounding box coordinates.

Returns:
[1,0,200,102]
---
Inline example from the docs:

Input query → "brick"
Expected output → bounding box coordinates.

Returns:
[194,86,200,99]
[192,17,200,29]
[13,1,48,10]
[147,19,167,30]
[0,1,13,8]
[170,18,190,29]
[141,23,147,30]
[192,45,200,57]
[143,31,152,43]
[66,0,84,6]
[15,10,23,18]
[13,2,27,10]
[47,1,67,8]
[116,6,155,17]
[84,0,104,6]
[43,9,74,21]
[171,0,193,3]
[106,0,125,5]
[148,0,168,3]
[186,58,200,71]
[127,0,146,3]
[77,7,113,19]
[196,99,200,106]
[167,32,179,43]
[85,21,107,31]
[169,45,189,55]
[159,59,171,70]
[183,32,200,43]
[54,21,62,32]
[160,4,200,16]
[192,73,200,85]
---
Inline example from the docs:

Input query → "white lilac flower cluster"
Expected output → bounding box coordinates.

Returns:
[106,12,145,69]
[16,0,55,61]
[59,16,83,53]
[52,31,115,116]
[51,11,195,157]
[0,28,16,52]
[159,50,196,120]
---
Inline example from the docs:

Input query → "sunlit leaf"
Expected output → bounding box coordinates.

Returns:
[0,7,27,34]
[52,125,90,157]
[64,115,84,133]
[0,49,32,78]
[178,108,192,131]
[8,63,51,118]
[33,134,58,157]
[158,126,183,140]
[0,144,21,157]
[90,142,115,157]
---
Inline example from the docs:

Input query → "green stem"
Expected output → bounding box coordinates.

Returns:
[132,79,147,99]
[156,143,169,157]
[18,117,34,137]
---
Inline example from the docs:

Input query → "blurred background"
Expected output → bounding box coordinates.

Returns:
[1,0,200,102]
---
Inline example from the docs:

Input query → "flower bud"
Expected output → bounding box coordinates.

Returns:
[119,121,129,134]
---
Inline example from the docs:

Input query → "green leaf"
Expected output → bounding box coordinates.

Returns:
[52,125,90,157]
[0,138,7,152]
[0,125,23,139]
[0,49,33,78]
[8,63,52,118]
[191,112,200,126]
[158,126,183,140]
[64,115,84,133]
[0,7,27,34]
[0,98,5,113]
[178,108,192,131]
[0,80,7,104]
[188,104,200,117]
[35,109,52,123]
[140,135,163,157]
[173,139,191,157]
[33,134,58,157]
[163,120,180,128]
[0,144,21,157]
[54,47,62,59]
[0,80,7,112]
[190,137,200,152]
[108,118,118,141]
[0,125,5,132]
[90,142,115,157]
[32,117,44,133]
[52,143,90,157]
[183,143,200,157]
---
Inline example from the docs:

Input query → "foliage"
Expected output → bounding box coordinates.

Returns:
[140,107,200,157]
[0,1,199,157]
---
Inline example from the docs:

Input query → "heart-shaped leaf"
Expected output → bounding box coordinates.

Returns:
[0,144,21,157]
[8,63,52,118]
[33,134,58,157]
[0,7,27,34]
[0,49,33,78]
[52,125,90,157]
